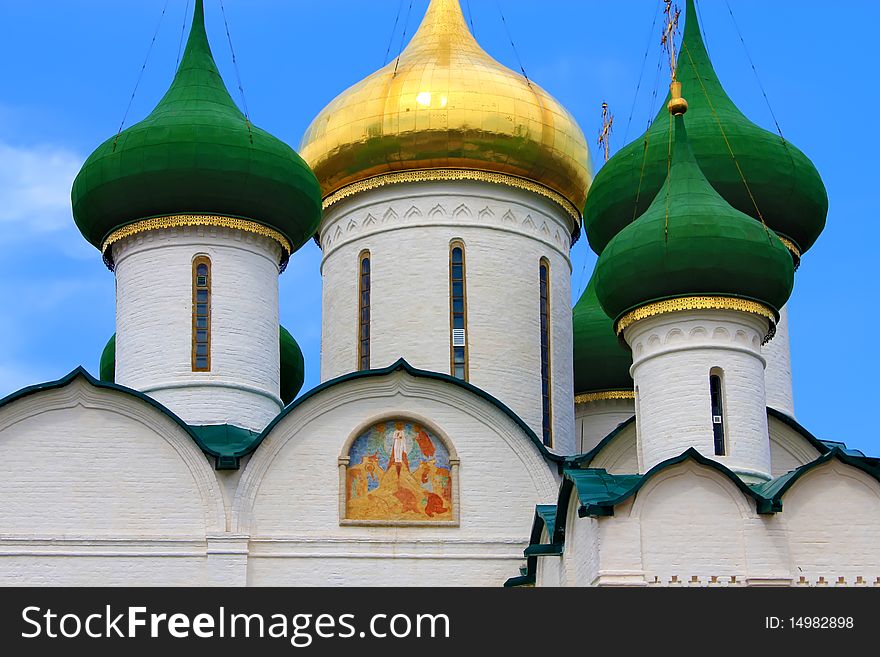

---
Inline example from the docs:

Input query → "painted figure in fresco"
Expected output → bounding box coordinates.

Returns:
[414,459,452,500]
[346,453,380,500]
[415,427,435,458]
[388,421,410,473]
[424,492,447,518]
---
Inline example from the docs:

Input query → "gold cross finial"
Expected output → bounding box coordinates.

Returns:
[661,0,682,81]
[598,102,614,162]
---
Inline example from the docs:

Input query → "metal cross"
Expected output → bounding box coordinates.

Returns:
[598,102,614,162]
[661,0,682,81]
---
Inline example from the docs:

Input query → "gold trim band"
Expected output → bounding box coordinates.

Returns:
[615,296,777,342]
[777,235,801,259]
[575,390,635,404]
[322,169,582,225]
[101,215,292,257]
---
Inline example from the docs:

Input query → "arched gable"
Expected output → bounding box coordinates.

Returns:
[781,457,880,582]
[0,368,225,536]
[233,362,559,535]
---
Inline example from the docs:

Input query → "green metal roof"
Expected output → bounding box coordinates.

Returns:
[572,274,633,396]
[71,0,321,255]
[535,504,557,540]
[509,445,880,586]
[504,504,560,587]
[594,113,795,324]
[749,447,880,503]
[11,356,562,473]
[584,0,827,258]
[256,358,566,467]
[0,367,243,469]
[190,424,260,470]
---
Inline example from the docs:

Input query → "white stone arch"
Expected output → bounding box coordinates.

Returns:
[231,366,559,535]
[628,460,752,583]
[0,373,226,535]
[629,460,754,520]
[587,421,638,474]
[768,413,822,476]
[780,459,880,583]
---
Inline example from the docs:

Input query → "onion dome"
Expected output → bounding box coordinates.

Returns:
[99,326,305,404]
[279,326,306,405]
[299,0,591,228]
[573,274,633,400]
[99,334,116,383]
[72,0,321,264]
[594,110,794,335]
[584,0,826,261]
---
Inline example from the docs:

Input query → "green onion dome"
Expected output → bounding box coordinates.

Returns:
[99,334,116,383]
[584,0,826,260]
[71,0,321,261]
[99,325,305,405]
[573,274,633,397]
[594,112,794,329]
[279,325,305,405]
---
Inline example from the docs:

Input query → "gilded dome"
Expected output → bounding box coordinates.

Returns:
[299,0,591,219]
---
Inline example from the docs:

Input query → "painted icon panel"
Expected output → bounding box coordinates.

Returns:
[346,421,453,522]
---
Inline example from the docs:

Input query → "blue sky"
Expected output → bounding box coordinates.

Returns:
[0,1,876,454]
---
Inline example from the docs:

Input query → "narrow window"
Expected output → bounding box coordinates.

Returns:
[358,251,371,371]
[449,241,468,380]
[710,371,726,455]
[192,256,211,371]
[539,258,552,447]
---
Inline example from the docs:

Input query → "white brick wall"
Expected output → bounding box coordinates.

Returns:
[113,226,283,431]
[319,181,577,455]
[544,459,880,587]
[0,377,225,586]
[763,304,795,416]
[624,310,772,481]
[587,412,822,477]
[575,398,634,453]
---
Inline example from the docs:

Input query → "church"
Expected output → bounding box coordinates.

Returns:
[1,0,878,587]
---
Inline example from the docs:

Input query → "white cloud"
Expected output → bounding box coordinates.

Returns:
[0,141,81,235]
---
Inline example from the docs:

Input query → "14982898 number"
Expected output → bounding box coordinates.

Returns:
[790,617,853,629]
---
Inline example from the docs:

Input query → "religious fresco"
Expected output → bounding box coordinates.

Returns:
[345,421,453,522]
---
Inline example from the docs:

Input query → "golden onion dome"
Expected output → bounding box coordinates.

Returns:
[299,0,592,222]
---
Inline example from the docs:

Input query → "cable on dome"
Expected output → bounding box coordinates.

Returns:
[496,0,532,88]
[694,0,710,58]
[176,0,192,67]
[681,41,773,242]
[218,0,253,142]
[383,0,405,66]
[623,0,664,146]
[112,0,170,152]
[393,0,415,77]
[724,0,784,140]
[628,34,668,227]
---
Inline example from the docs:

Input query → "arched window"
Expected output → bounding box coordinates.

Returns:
[358,250,371,371]
[539,258,552,447]
[709,369,726,455]
[449,240,468,380]
[192,256,211,371]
